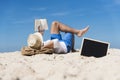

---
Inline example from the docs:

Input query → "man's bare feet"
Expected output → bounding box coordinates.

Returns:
[71,49,79,52]
[77,26,89,37]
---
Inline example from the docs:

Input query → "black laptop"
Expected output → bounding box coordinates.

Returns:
[80,38,110,57]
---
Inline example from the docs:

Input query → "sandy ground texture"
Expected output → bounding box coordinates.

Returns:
[0,48,120,80]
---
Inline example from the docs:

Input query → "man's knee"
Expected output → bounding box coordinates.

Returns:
[51,21,60,34]
[52,21,59,27]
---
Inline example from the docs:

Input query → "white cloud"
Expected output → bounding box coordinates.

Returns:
[51,12,69,16]
[29,7,47,11]
[11,19,33,24]
[114,0,120,5]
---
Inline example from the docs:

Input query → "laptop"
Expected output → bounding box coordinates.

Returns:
[80,38,110,57]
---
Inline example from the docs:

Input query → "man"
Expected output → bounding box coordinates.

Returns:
[39,21,89,54]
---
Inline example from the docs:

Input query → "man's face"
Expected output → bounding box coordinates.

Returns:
[38,26,44,35]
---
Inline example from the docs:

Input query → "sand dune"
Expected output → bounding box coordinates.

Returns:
[0,48,120,80]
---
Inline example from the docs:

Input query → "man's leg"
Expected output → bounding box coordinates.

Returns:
[71,34,78,52]
[50,21,89,37]
[63,33,78,52]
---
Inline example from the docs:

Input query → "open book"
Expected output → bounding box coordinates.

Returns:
[34,19,48,32]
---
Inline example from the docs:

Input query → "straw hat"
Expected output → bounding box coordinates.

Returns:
[27,32,43,49]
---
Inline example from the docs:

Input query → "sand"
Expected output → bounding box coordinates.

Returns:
[0,48,120,80]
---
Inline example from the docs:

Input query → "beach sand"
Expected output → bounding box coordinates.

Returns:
[0,48,120,80]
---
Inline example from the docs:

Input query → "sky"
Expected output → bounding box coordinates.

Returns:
[0,0,120,52]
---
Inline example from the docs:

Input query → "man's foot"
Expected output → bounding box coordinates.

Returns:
[71,49,79,52]
[77,26,89,37]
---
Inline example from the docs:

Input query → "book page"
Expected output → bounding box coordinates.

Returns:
[34,19,48,32]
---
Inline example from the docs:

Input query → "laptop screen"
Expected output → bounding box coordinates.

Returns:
[80,38,110,57]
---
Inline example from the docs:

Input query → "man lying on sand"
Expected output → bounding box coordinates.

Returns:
[36,21,89,54]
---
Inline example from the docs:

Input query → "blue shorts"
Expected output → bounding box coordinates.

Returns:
[51,33,73,53]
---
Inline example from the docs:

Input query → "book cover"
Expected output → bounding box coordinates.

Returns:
[34,19,48,32]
